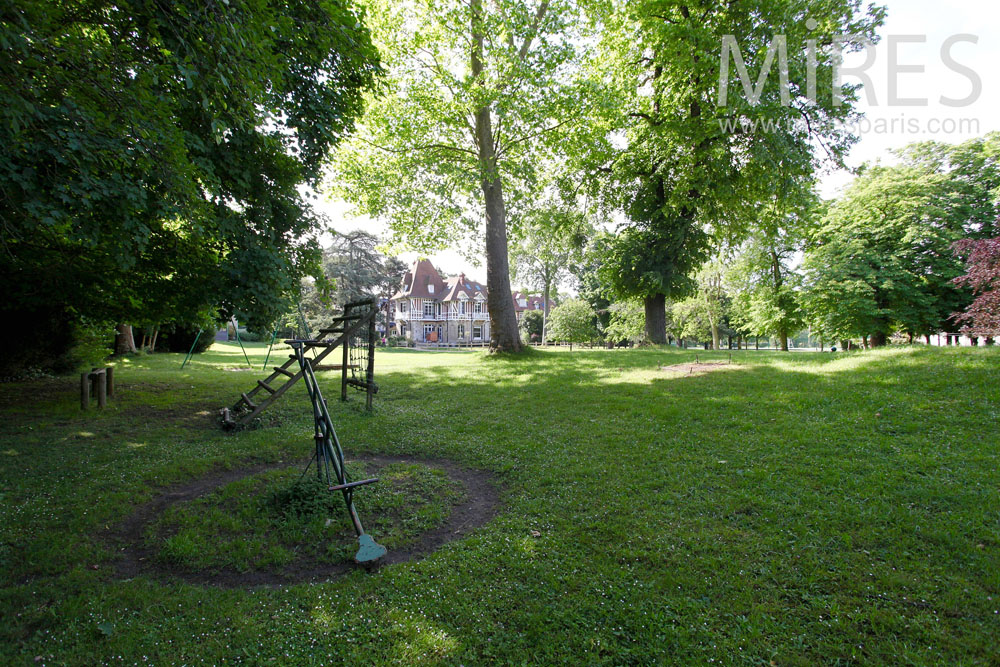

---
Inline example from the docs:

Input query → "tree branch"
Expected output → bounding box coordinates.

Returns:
[517,0,551,61]
[358,137,477,159]
[497,118,572,156]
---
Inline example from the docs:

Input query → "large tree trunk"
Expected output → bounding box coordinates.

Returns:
[778,329,789,352]
[471,0,521,353]
[709,321,720,351]
[870,331,886,347]
[644,293,667,344]
[115,324,137,355]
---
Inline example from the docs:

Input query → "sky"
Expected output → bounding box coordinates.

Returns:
[317,0,1000,283]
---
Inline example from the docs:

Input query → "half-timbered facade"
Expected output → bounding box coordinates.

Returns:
[389,259,490,344]
[389,259,549,345]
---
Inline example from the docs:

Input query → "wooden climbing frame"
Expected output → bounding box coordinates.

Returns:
[220,298,379,429]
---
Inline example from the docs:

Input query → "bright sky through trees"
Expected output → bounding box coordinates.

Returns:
[316,0,999,282]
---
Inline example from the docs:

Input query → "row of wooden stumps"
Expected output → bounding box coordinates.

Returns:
[81,367,115,410]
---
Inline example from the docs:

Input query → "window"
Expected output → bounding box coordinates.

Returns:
[474,301,483,314]
[399,300,407,313]
[473,325,482,339]
[423,301,435,317]
[458,324,465,339]
[459,301,466,314]
[428,284,435,294]
[518,298,527,307]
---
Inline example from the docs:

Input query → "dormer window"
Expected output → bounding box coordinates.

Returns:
[518,298,527,307]
[428,284,434,294]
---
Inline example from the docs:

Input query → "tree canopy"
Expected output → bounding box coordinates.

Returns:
[802,162,968,345]
[548,299,600,345]
[327,0,607,352]
[0,0,380,372]
[592,0,884,341]
[511,206,591,343]
[952,237,1000,337]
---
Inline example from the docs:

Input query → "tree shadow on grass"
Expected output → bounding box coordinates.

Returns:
[1,345,999,664]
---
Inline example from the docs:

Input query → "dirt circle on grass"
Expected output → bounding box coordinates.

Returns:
[105,455,500,588]
[659,361,735,376]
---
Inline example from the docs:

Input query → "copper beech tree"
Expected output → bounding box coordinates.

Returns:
[953,237,1000,338]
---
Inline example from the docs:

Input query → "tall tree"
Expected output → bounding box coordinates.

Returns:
[594,0,884,339]
[297,232,405,332]
[952,237,1000,337]
[726,184,813,351]
[695,260,727,350]
[0,0,379,371]
[511,207,590,343]
[802,163,968,345]
[572,234,616,333]
[328,0,603,352]
[325,231,389,306]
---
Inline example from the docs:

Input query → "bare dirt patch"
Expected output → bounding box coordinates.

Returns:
[659,361,735,376]
[104,455,500,587]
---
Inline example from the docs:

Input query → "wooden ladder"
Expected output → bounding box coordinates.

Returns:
[221,308,374,429]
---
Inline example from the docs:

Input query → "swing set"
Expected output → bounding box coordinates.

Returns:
[181,316,253,370]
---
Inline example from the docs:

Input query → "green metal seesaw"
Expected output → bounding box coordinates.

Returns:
[289,340,387,564]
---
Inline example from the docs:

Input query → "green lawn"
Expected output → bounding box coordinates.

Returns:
[1,342,998,664]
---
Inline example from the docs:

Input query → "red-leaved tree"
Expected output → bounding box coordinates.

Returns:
[952,238,1000,335]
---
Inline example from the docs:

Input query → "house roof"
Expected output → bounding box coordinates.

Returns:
[390,261,547,313]
[512,291,548,312]
[441,272,487,302]
[391,258,448,300]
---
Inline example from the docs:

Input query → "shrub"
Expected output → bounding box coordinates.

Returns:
[548,299,600,345]
[236,330,263,343]
[67,319,114,371]
[160,323,216,354]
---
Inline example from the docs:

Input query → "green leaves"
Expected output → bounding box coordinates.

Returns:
[1,0,380,336]
[801,150,977,341]
[593,0,884,311]
[327,0,604,249]
[548,299,600,344]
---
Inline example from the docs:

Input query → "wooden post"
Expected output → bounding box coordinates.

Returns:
[81,373,90,410]
[106,366,115,398]
[341,311,350,403]
[367,314,376,411]
[96,369,107,409]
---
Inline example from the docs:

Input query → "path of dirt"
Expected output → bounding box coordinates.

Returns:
[659,361,735,375]
[104,455,500,588]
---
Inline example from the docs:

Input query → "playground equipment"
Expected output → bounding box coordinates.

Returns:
[221,298,379,429]
[289,339,387,564]
[182,317,252,370]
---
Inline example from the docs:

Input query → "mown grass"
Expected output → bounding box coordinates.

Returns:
[0,341,998,664]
